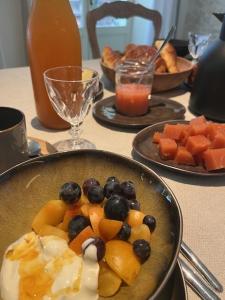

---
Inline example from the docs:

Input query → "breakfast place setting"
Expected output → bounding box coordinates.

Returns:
[0,1,224,300]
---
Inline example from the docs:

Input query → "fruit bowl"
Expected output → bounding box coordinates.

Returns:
[100,57,193,93]
[0,150,182,300]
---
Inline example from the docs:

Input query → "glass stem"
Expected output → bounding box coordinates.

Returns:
[70,123,80,149]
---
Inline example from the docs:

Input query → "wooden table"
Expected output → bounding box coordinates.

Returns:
[0,60,224,300]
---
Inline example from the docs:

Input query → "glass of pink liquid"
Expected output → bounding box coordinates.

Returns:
[115,62,154,117]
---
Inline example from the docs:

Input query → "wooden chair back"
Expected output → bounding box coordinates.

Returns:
[86,1,162,58]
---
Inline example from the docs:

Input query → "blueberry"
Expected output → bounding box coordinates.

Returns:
[104,181,122,199]
[104,194,129,221]
[127,199,140,210]
[68,215,90,241]
[106,176,120,184]
[133,239,151,263]
[120,181,136,200]
[83,237,105,261]
[59,182,81,205]
[87,185,104,204]
[118,223,131,240]
[82,178,100,196]
[143,215,156,232]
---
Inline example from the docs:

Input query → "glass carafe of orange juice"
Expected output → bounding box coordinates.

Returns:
[27,0,81,129]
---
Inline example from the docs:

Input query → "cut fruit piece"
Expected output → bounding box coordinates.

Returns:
[32,200,67,233]
[80,203,90,217]
[59,206,81,231]
[152,132,164,143]
[186,135,210,155]
[98,261,122,297]
[89,205,104,236]
[189,123,208,136]
[203,148,225,171]
[129,224,151,244]
[175,146,196,166]
[69,225,95,255]
[163,124,184,141]
[105,240,141,285]
[211,132,225,149]
[38,224,68,241]
[99,219,123,240]
[190,115,207,125]
[77,194,89,206]
[159,138,177,160]
[126,209,145,227]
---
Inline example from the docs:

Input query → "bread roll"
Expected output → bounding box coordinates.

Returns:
[155,40,178,73]
[122,44,157,63]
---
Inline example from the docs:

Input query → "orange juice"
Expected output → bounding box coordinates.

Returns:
[116,83,151,116]
[27,0,81,129]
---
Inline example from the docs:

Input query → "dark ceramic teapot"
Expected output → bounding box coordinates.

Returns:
[189,14,225,122]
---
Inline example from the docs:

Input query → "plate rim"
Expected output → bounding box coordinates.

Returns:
[132,119,225,177]
[93,95,186,129]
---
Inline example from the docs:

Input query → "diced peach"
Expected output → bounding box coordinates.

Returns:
[152,132,164,143]
[190,115,207,125]
[186,135,210,155]
[126,210,145,227]
[38,224,68,241]
[69,226,95,255]
[89,206,104,236]
[76,194,89,206]
[105,240,141,285]
[175,146,196,166]
[203,148,225,171]
[98,261,122,297]
[80,203,90,217]
[129,224,151,243]
[59,206,81,232]
[159,138,177,160]
[32,200,67,234]
[163,124,183,141]
[99,219,123,241]
[211,132,225,149]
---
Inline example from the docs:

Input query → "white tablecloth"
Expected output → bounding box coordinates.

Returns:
[0,60,224,300]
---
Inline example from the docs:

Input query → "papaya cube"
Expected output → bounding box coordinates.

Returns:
[186,135,210,155]
[211,132,225,149]
[175,146,196,166]
[159,138,177,160]
[163,124,183,141]
[152,131,164,143]
[206,123,225,140]
[190,123,208,136]
[203,148,225,171]
[190,115,207,125]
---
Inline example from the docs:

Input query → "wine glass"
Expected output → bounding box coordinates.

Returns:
[44,66,99,151]
[188,32,211,63]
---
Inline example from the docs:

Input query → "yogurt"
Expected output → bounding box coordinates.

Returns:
[0,232,99,300]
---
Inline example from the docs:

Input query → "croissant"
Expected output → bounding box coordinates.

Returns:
[155,41,178,73]
[155,57,167,73]
[102,46,122,68]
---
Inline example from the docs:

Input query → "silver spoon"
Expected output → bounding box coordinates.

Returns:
[179,258,221,300]
[181,241,223,293]
[148,25,177,66]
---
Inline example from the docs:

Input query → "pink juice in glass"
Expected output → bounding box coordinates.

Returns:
[115,83,151,116]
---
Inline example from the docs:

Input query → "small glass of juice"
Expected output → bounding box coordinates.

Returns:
[115,62,154,117]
